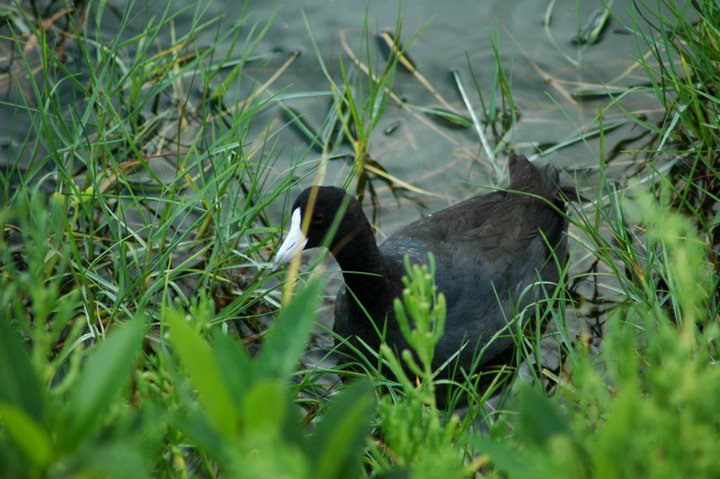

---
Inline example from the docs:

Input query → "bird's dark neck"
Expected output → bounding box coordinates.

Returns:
[332,218,388,301]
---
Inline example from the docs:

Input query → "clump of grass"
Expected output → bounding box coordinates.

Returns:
[627,0,719,245]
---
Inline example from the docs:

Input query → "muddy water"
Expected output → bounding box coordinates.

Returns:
[0,1,659,223]
[233,0,658,227]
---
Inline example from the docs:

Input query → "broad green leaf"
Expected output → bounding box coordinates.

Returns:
[307,380,375,479]
[167,309,238,438]
[258,278,324,379]
[0,316,44,421]
[516,385,568,447]
[471,436,543,479]
[63,317,146,449]
[242,380,288,437]
[173,412,227,466]
[212,331,253,403]
[72,442,153,479]
[0,402,52,467]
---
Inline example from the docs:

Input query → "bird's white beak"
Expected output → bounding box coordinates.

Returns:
[273,208,308,268]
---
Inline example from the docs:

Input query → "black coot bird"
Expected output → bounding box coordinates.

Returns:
[273,154,569,387]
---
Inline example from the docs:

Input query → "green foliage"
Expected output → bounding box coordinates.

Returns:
[258,279,326,380]
[0,306,45,422]
[376,256,466,479]
[0,313,149,477]
[167,308,240,439]
[393,255,447,375]
[165,278,375,478]
[306,380,375,479]
[61,317,147,450]
[0,244,375,478]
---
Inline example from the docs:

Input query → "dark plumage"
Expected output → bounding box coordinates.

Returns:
[274,154,569,389]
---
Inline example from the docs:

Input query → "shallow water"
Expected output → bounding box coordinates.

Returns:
[0,1,660,214]
[235,0,659,222]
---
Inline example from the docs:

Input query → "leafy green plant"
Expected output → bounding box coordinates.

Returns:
[371,256,467,479]
[0,311,150,477]
[164,277,376,478]
[0,232,376,478]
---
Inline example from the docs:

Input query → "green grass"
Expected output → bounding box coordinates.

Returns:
[0,0,718,477]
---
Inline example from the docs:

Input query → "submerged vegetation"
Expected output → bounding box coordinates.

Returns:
[0,0,718,477]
